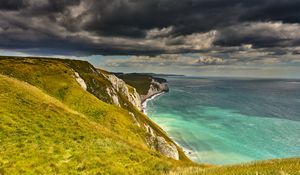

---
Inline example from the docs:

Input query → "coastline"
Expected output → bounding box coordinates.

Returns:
[142,92,165,114]
[141,90,196,161]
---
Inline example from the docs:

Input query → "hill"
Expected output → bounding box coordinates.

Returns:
[0,56,299,174]
[0,57,193,174]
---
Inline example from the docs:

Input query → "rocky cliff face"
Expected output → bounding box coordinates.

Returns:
[141,78,169,102]
[101,74,180,160]
[64,60,142,111]
[144,124,179,160]
[65,60,182,161]
[101,73,142,111]
[74,72,87,91]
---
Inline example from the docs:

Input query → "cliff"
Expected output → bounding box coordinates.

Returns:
[100,72,142,111]
[99,72,179,160]
[140,77,169,102]
[0,57,190,175]
[115,73,169,103]
[63,60,183,160]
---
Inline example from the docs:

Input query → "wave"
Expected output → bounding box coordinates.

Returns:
[142,92,165,115]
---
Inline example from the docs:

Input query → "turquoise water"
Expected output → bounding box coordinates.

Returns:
[145,77,300,165]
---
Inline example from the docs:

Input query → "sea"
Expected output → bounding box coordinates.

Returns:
[144,76,300,165]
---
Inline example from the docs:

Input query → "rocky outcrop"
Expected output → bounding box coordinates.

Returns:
[144,124,179,160]
[102,73,142,110]
[141,78,169,102]
[105,87,120,107]
[74,72,87,90]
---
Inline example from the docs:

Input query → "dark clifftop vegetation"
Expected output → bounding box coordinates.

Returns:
[0,56,299,175]
[115,73,169,102]
[114,73,154,95]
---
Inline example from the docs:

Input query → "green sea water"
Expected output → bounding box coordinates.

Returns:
[145,77,300,165]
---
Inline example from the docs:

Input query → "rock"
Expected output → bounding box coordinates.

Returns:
[102,73,142,110]
[156,136,179,160]
[105,87,120,107]
[141,79,169,102]
[144,124,155,137]
[144,124,179,160]
[74,72,87,90]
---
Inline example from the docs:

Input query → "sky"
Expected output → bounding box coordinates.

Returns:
[1,0,300,78]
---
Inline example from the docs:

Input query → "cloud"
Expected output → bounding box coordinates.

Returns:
[105,54,226,68]
[215,22,300,48]
[0,0,27,11]
[100,52,300,78]
[194,57,225,65]
[1,0,300,58]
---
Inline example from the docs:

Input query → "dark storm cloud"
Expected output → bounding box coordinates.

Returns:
[214,22,300,48]
[80,0,300,37]
[1,0,300,56]
[82,0,243,37]
[0,0,27,11]
[239,0,300,23]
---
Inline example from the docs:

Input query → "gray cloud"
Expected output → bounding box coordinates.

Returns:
[1,0,300,58]
[215,22,300,48]
[106,54,227,68]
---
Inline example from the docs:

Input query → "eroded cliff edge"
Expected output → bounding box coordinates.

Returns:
[63,60,186,161]
[114,73,169,102]
[110,73,178,159]
[140,77,169,103]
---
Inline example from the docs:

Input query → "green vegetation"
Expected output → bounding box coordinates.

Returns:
[0,57,193,174]
[0,56,299,174]
[115,73,153,95]
[168,158,300,175]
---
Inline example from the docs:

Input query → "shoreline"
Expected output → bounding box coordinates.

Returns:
[141,92,165,114]
[141,91,196,160]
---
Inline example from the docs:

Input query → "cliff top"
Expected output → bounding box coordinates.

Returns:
[115,73,168,95]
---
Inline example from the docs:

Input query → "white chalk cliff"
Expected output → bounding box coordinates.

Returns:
[73,68,180,161]
[74,72,87,90]
[102,73,142,110]
[141,79,169,102]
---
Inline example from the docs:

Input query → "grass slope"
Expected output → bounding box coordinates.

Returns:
[0,57,190,162]
[0,58,194,174]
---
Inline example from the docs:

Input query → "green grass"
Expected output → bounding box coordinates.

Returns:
[0,57,188,159]
[0,74,181,174]
[167,158,300,175]
[0,57,194,174]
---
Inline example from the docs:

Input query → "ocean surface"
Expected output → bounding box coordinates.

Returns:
[145,77,300,165]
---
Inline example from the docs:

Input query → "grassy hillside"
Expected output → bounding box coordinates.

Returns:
[0,57,195,174]
[0,74,155,174]
[0,57,189,160]
[0,56,299,174]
